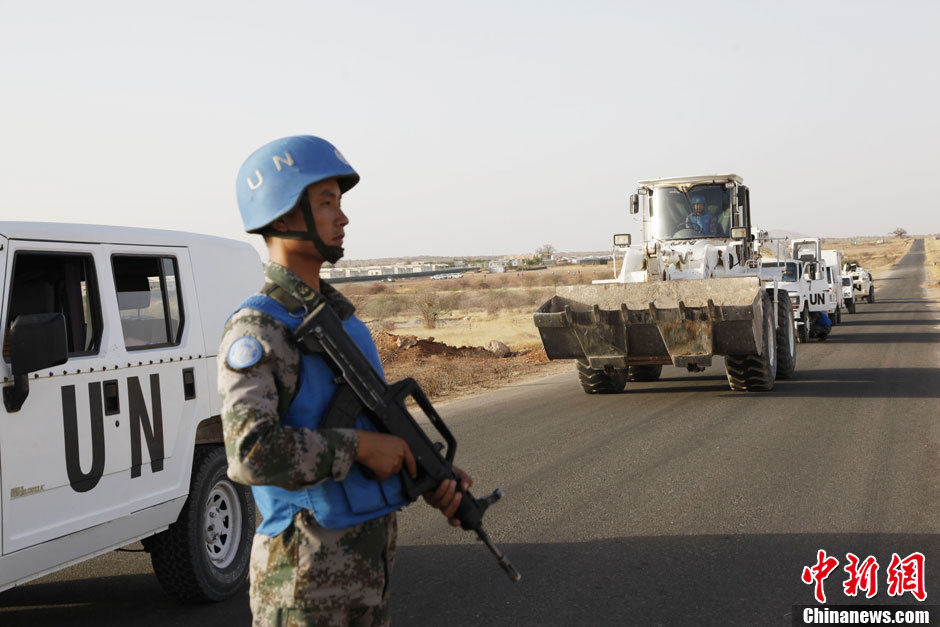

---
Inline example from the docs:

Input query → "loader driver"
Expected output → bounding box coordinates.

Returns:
[685,193,718,235]
[220,135,472,626]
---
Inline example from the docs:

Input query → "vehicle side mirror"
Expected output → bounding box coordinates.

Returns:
[4,312,68,413]
[629,194,639,215]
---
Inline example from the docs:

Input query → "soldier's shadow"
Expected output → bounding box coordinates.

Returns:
[393,533,939,627]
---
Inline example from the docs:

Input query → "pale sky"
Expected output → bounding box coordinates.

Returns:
[2,0,937,260]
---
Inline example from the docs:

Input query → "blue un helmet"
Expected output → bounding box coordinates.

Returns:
[236,135,359,263]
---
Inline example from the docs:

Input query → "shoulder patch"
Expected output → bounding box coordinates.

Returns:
[226,336,264,370]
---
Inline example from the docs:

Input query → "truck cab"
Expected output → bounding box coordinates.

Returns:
[756,257,829,342]
[844,262,875,303]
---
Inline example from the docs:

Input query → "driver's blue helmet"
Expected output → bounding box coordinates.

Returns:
[236,135,359,232]
[690,193,706,205]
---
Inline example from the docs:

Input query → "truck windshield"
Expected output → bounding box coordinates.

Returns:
[650,184,732,240]
[762,261,799,282]
[793,242,817,261]
[842,277,851,286]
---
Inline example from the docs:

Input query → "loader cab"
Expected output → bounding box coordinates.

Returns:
[635,175,751,245]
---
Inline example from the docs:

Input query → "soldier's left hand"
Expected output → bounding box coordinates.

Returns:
[423,465,473,526]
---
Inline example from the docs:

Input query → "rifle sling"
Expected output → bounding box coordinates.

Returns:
[262,282,362,430]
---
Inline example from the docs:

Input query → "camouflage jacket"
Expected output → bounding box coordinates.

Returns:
[219,261,395,610]
[219,261,360,493]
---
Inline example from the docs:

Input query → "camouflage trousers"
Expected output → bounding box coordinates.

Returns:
[255,603,389,627]
[250,510,397,627]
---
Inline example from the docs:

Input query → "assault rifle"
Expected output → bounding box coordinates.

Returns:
[293,296,521,583]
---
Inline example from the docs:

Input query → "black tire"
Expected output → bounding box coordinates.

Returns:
[576,360,627,394]
[626,364,663,382]
[797,306,810,344]
[775,294,796,380]
[869,287,875,303]
[847,299,856,314]
[725,292,777,392]
[146,446,255,602]
[833,306,841,325]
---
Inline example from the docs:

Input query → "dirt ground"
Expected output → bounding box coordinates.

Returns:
[372,331,571,404]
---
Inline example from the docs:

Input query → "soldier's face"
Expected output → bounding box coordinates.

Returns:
[305,179,348,249]
[272,178,348,262]
[692,202,706,215]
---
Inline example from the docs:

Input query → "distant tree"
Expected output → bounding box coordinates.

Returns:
[537,244,556,258]
[412,292,457,329]
[891,227,908,239]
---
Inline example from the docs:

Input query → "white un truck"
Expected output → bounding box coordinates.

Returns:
[0,222,263,601]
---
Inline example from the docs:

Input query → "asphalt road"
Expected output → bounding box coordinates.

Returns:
[2,240,937,626]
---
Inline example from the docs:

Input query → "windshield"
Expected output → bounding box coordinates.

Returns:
[793,242,817,261]
[762,261,799,282]
[842,277,851,286]
[650,184,732,240]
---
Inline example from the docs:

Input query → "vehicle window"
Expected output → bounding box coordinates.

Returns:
[112,255,184,349]
[4,252,102,360]
[650,184,732,240]
[842,277,851,286]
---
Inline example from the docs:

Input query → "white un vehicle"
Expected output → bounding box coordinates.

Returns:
[0,222,263,601]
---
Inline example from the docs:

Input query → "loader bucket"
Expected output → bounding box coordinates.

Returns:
[533,277,765,369]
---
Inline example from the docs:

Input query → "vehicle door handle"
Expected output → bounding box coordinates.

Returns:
[182,368,196,400]
[103,379,120,415]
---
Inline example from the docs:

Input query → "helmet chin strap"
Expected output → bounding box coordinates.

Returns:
[261,193,344,264]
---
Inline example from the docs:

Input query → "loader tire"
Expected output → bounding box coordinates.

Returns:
[869,287,875,303]
[797,307,810,344]
[725,293,777,392]
[775,295,796,380]
[576,361,627,394]
[626,364,663,382]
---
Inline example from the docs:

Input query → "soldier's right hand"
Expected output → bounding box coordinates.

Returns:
[355,431,417,481]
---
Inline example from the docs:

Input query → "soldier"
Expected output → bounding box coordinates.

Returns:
[685,193,718,235]
[220,135,470,626]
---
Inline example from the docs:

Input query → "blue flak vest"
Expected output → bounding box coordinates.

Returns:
[237,294,409,534]
[689,212,711,232]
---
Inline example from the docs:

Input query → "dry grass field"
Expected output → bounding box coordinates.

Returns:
[821,236,914,271]
[924,234,940,289]
[344,265,614,351]
[341,265,613,400]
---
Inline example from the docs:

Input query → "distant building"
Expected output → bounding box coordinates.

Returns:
[574,256,611,265]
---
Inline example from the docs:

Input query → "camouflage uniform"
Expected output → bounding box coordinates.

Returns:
[219,262,395,627]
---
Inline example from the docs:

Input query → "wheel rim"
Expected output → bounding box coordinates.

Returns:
[204,480,243,569]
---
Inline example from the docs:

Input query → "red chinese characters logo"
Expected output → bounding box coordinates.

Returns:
[843,553,879,599]
[803,550,928,603]
[887,552,927,602]
[802,550,840,603]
